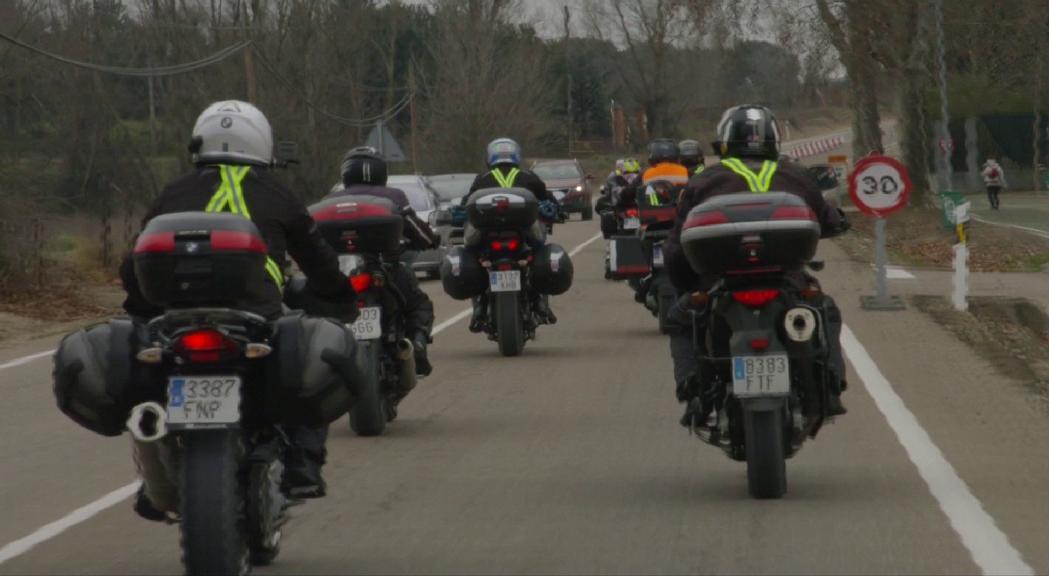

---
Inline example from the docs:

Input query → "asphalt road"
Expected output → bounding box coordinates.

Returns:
[2,205,1049,574]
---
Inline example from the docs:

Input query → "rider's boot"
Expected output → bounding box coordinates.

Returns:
[469,295,488,333]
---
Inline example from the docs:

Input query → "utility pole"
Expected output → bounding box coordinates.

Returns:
[242,5,257,102]
[409,61,419,173]
[563,5,572,157]
[147,65,158,158]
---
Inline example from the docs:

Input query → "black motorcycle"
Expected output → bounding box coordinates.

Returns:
[440,188,573,357]
[632,180,679,333]
[55,212,359,574]
[678,192,846,499]
[309,195,418,437]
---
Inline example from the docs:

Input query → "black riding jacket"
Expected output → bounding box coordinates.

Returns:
[466,166,554,204]
[120,165,354,319]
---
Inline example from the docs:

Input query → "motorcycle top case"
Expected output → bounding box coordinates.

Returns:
[53,317,146,436]
[531,243,574,295]
[309,195,404,256]
[466,187,538,230]
[268,312,366,426]
[680,192,820,276]
[608,235,651,279]
[440,245,488,300]
[133,212,270,309]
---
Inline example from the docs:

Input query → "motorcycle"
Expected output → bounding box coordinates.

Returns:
[631,180,679,333]
[53,212,359,574]
[309,195,419,437]
[440,187,573,357]
[678,192,846,499]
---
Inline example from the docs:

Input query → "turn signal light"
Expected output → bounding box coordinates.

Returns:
[732,289,781,308]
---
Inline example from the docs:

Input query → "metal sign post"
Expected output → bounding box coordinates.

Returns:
[849,155,913,311]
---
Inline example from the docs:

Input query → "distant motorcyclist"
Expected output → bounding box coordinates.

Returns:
[663,104,849,425]
[120,100,357,506]
[678,139,706,175]
[327,146,439,377]
[619,139,689,208]
[464,137,558,331]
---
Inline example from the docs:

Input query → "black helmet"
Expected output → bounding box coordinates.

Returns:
[678,139,703,165]
[716,105,781,159]
[647,138,679,165]
[341,146,388,186]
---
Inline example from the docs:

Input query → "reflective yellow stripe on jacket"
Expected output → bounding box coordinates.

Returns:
[491,167,520,188]
[721,158,778,193]
[205,165,285,290]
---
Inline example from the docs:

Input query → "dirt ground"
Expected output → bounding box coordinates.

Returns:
[836,207,1049,272]
[0,281,123,345]
[913,296,1049,409]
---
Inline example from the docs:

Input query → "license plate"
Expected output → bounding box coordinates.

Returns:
[732,355,790,397]
[349,306,382,340]
[623,217,640,230]
[490,270,521,292]
[167,376,241,428]
[652,245,665,267]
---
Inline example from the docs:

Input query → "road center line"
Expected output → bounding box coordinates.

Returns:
[0,482,140,564]
[0,349,55,371]
[0,230,606,565]
[842,325,1033,576]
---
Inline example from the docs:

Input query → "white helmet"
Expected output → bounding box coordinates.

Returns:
[191,100,273,166]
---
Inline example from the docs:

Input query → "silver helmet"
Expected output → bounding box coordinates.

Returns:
[191,100,274,166]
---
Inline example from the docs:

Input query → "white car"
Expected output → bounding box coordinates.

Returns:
[386,175,444,278]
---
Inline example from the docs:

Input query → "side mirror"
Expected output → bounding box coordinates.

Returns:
[430,209,454,227]
[275,141,300,167]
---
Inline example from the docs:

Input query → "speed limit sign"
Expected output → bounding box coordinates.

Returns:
[848,155,912,217]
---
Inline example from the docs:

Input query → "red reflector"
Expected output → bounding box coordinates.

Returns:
[772,206,816,220]
[732,289,781,308]
[350,272,373,293]
[497,263,513,271]
[211,230,267,253]
[311,202,392,221]
[134,232,175,254]
[750,338,770,351]
[685,211,729,228]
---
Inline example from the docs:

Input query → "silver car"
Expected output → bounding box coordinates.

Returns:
[387,175,444,278]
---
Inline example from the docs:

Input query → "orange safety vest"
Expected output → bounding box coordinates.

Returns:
[642,162,690,186]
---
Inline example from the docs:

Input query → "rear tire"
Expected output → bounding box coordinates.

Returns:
[180,430,249,576]
[350,342,387,437]
[494,292,525,357]
[744,407,788,499]
[246,455,284,566]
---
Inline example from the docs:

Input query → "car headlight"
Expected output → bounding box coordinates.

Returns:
[575,185,583,192]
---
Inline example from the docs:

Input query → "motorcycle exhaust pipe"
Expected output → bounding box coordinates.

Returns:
[396,338,418,396]
[127,402,168,443]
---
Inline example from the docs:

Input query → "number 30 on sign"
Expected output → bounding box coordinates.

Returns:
[847,155,912,218]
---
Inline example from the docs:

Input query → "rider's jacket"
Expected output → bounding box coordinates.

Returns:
[120,165,353,319]
[663,157,842,292]
[327,183,439,251]
[467,166,554,204]
[642,162,690,186]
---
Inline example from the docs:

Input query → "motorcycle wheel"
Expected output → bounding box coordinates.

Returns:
[494,292,525,357]
[349,341,387,437]
[179,430,249,576]
[743,407,788,499]
[245,452,284,566]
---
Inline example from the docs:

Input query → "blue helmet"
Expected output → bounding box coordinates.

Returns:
[486,137,521,167]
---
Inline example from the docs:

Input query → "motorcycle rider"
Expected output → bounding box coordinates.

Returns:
[327,146,438,378]
[119,100,358,508]
[463,137,559,331]
[620,139,690,209]
[678,139,706,175]
[662,104,849,426]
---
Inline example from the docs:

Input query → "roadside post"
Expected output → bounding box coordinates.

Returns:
[849,154,912,311]
[827,154,850,205]
[951,201,970,311]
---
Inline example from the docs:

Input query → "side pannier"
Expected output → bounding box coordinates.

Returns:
[530,243,574,295]
[439,246,488,300]
[53,318,146,436]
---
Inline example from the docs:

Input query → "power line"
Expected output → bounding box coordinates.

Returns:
[0,31,251,77]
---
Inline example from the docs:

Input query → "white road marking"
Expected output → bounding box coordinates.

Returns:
[971,214,1049,240]
[0,230,608,565]
[0,482,140,564]
[886,266,915,280]
[0,349,55,371]
[842,325,1034,576]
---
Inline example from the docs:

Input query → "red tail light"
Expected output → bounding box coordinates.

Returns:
[749,338,770,351]
[624,208,639,218]
[175,329,236,363]
[210,230,268,253]
[685,211,729,227]
[489,238,521,252]
[771,206,816,220]
[732,289,781,308]
[134,232,175,254]
[350,272,373,293]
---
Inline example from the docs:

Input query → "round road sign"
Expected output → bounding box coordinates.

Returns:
[848,154,912,217]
